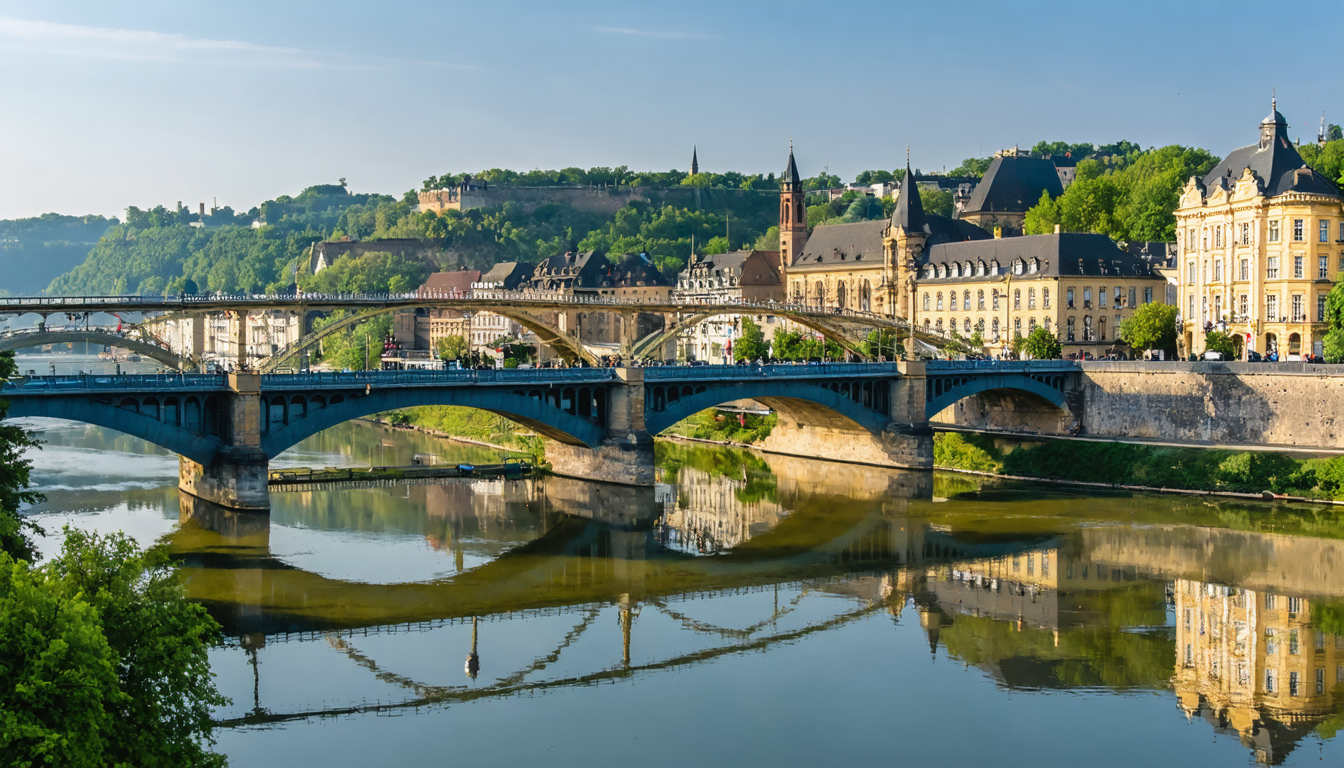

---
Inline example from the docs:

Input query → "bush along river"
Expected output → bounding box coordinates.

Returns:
[15,414,1344,767]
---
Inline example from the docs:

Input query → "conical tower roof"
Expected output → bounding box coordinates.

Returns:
[784,148,801,186]
[892,161,926,234]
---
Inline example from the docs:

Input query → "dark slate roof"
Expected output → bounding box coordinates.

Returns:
[892,163,925,234]
[921,233,1159,280]
[792,220,886,268]
[478,261,533,289]
[532,250,605,277]
[602,252,670,288]
[784,150,801,186]
[1201,111,1342,198]
[961,156,1064,214]
[690,250,752,274]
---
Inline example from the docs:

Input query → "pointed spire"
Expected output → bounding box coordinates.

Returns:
[783,144,801,188]
[691,145,699,176]
[893,159,926,234]
[1272,86,1276,115]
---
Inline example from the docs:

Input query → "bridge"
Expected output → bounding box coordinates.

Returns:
[0,325,185,370]
[0,360,1082,510]
[0,291,963,369]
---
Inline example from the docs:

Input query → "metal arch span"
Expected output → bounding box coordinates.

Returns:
[643,380,891,437]
[924,373,1070,419]
[0,330,184,370]
[258,387,605,459]
[2,396,224,465]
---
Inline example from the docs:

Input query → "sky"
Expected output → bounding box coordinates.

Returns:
[1,0,1342,221]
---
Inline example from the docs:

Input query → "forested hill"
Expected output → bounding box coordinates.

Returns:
[0,213,117,295]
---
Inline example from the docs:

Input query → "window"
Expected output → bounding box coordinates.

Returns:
[1214,259,1222,281]
[1044,288,1051,309]
[1240,294,1248,318]
[1027,288,1036,309]
[1241,222,1251,245]
[1067,316,1075,341]
[1202,228,1208,250]
[1340,222,1344,241]
[992,317,1000,341]
[1215,225,1222,248]
[936,292,943,311]
[1266,668,1278,693]
[1270,220,1280,242]
[1187,261,1196,283]
[1320,255,1329,278]
[1266,594,1278,610]
[1240,258,1249,281]
[1294,218,1305,241]
[1322,220,1330,243]
[963,290,971,312]
[935,318,943,331]
[1294,255,1304,278]
[1099,286,1108,308]
[1290,671,1300,696]
[1318,668,1326,694]
[1114,286,1123,307]
[1290,629,1300,655]
[1127,287,1135,308]
[1144,287,1153,304]
[1339,255,1344,272]
[949,292,958,311]
[1099,316,1106,340]
[1290,596,1303,616]
[1067,287,1075,308]
[1320,294,1328,322]
[1292,294,1304,322]
[1014,288,1021,309]
[922,293,930,311]
[1189,295,1195,321]
[976,318,984,334]
[1029,316,1038,331]
[1044,317,1051,332]
[1268,256,1279,279]
[1267,294,1278,320]
[992,290,1000,310]
[1014,317,1022,338]
[1083,315,1094,341]
[1083,287,1092,308]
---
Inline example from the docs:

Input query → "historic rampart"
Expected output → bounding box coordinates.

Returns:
[418,185,773,216]
[934,361,1344,451]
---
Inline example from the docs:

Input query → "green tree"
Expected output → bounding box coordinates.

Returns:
[1,529,229,767]
[1021,326,1063,359]
[733,319,770,361]
[860,328,902,360]
[702,235,729,255]
[436,335,467,363]
[1204,330,1237,358]
[0,351,42,561]
[919,187,954,218]
[1118,302,1178,355]
[1024,190,1062,235]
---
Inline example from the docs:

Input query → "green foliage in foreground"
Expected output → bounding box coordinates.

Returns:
[1118,302,1177,355]
[931,433,1344,499]
[1021,327,1062,360]
[0,528,229,767]
[0,351,44,561]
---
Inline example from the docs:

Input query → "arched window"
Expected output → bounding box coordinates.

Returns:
[992,289,1000,310]
[1028,288,1036,309]
[924,318,932,329]
[1044,317,1051,333]
[1014,317,1022,338]
[1014,289,1021,310]
[861,280,871,311]
[949,317,956,332]
[837,281,847,309]
[964,318,971,333]
[976,318,984,335]
[965,262,974,277]
[922,292,930,311]
[1083,315,1094,341]
[1043,288,1050,309]
[814,281,825,307]
[784,201,790,224]
[991,317,1000,342]
[963,290,971,311]
[948,291,957,311]
[935,318,944,331]
[1029,316,1038,331]
[1066,316,1075,341]
[1099,316,1107,341]
[951,263,960,278]
[977,289,985,310]
[936,292,944,311]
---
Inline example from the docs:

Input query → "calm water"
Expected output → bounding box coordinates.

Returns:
[15,411,1344,767]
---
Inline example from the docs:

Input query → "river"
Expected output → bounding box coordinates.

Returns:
[14,392,1344,767]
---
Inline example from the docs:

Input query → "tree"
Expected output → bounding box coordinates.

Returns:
[1021,327,1063,359]
[702,235,729,255]
[1205,330,1237,358]
[860,329,902,360]
[1321,278,1344,362]
[0,351,42,561]
[1024,190,1061,235]
[1118,302,1178,355]
[436,335,467,363]
[732,319,769,362]
[1,529,229,767]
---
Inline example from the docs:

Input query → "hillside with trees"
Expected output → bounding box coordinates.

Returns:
[0,213,117,295]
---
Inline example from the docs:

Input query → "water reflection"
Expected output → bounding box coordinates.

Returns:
[17,419,1344,766]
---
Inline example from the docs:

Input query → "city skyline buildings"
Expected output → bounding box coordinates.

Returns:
[1,0,1342,220]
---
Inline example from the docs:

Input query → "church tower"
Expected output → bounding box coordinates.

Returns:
[884,160,929,323]
[691,146,699,176]
[779,146,807,277]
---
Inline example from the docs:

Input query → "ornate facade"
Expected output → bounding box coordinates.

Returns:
[1176,100,1344,359]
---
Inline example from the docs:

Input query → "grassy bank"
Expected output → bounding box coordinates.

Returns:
[379,406,544,454]
[934,432,1344,500]
[660,409,777,444]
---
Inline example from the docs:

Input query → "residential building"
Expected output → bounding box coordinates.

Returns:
[470,262,533,356]
[674,249,785,361]
[1175,99,1344,359]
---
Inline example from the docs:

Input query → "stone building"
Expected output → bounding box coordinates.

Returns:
[469,262,533,356]
[957,155,1065,237]
[1176,99,1344,359]
[673,249,785,361]
[780,148,1168,357]
[391,270,480,355]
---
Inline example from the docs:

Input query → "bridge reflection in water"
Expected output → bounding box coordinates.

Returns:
[164,448,1344,765]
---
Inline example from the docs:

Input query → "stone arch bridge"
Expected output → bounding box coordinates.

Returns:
[0,326,185,370]
[0,361,1081,510]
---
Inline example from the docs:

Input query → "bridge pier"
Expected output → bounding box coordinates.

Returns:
[545,368,655,487]
[178,371,271,511]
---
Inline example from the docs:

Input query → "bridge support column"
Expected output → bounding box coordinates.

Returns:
[758,361,933,470]
[545,368,654,486]
[178,371,270,511]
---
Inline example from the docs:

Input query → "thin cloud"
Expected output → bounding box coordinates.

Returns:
[596,26,716,40]
[0,15,476,70]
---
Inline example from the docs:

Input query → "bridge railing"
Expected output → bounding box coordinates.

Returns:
[1,373,227,394]
[259,367,619,389]
[644,362,902,380]
[926,360,1080,372]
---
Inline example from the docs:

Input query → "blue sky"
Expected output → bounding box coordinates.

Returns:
[1,0,1341,220]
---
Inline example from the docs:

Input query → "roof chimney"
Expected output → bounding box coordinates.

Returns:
[1053,224,1060,234]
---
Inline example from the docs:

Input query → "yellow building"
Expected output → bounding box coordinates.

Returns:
[782,151,1169,357]
[1176,100,1344,359]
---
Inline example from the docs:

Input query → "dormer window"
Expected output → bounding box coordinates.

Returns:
[1029,258,1039,274]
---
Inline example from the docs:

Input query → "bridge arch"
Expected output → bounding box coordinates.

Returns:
[923,372,1070,419]
[643,379,892,437]
[3,395,226,465]
[0,330,184,370]
[259,386,606,459]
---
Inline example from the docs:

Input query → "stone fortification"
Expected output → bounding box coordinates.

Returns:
[418,185,771,216]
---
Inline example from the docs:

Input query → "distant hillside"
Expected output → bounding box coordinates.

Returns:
[0,213,116,295]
